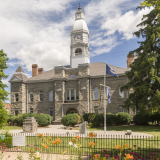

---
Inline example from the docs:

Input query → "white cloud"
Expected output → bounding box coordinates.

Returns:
[2,79,9,86]
[0,0,73,71]
[101,8,152,40]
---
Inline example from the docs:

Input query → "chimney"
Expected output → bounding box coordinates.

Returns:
[38,68,44,75]
[127,54,134,69]
[32,64,38,76]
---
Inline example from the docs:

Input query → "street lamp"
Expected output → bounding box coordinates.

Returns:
[100,84,109,134]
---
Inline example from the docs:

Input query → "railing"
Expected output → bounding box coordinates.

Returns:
[0,133,160,157]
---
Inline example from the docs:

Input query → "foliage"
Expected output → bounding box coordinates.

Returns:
[22,113,36,121]
[88,114,96,123]
[121,0,160,113]
[115,112,132,125]
[133,113,149,125]
[106,113,117,126]
[0,49,9,129]
[91,114,103,127]
[61,113,83,127]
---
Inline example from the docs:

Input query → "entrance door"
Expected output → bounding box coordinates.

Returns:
[66,108,77,115]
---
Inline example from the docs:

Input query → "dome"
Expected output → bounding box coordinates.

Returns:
[71,19,89,34]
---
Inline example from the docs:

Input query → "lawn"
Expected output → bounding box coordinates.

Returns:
[73,125,160,136]
[2,126,22,130]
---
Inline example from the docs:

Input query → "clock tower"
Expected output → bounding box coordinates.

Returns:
[70,4,90,68]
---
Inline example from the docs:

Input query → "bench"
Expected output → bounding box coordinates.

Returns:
[125,130,132,135]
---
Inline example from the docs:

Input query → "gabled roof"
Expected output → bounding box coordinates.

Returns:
[10,65,28,82]
[27,69,55,81]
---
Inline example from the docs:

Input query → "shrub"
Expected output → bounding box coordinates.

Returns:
[35,113,50,127]
[22,113,36,122]
[115,112,132,125]
[106,113,116,125]
[61,113,82,127]
[133,113,149,125]
[153,112,160,124]
[91,114,103,128]
[45,114,53,125]
[14,114,23,126]
[88,114,96,123]
[83,113,92,122]
[7,115,16,125]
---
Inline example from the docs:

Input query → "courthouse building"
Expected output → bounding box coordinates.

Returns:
[9,5,134,121]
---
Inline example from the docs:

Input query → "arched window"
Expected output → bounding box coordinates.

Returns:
[106,86,111,98]
[75,48,82,56]
[119,86,124,98]
[94,87,99,99]
[39,91,43,102]
[30,92,33,102]
[68,74,76,78]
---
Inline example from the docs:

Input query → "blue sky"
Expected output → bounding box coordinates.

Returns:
[1,0,151,103]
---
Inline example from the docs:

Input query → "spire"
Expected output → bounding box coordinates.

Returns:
[78,3,82,12]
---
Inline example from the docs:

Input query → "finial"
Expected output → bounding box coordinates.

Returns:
[78,3,82,11]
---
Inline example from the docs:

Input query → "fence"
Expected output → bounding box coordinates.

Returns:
[0,133,160,158]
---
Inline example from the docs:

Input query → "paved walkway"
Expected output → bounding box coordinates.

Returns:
[10,125,153,138]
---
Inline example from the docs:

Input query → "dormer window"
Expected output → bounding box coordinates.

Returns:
[75,48,82,56]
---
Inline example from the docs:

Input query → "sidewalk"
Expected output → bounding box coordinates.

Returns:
[10,125,153,138]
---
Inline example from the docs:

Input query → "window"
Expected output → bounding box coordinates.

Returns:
[94,87,99,99]
[15,110,18,116]
[49,108,53,116]
[30,108,33,113]
[119,86,124,98]
[30,92,33,102]
[39,91,43,102]
[66,89,79,100]
[75,48,82,56]
[106,86,111,98]
[119,106,124,112]
[49,90,53,101]
[15,93,18,102]
[68,74,76,78]
[94,106,99,113]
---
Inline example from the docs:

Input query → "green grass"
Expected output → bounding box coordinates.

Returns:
[2,126,22,130]
[73,125,160,136]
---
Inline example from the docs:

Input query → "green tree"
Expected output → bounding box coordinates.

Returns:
[121,0,160,113]
[0,49,9,129]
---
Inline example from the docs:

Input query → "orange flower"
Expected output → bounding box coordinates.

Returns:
[90,142,95,146]
[38,133,43,138]
[49,137,52,141]
[114,145,121,150]
[56,138,61,144]
[89,133,94,138]
[76,135,80,139]
[52,141,56,145]
[124,144,128,148]
[43,145,48,149]
[126,154,133,159]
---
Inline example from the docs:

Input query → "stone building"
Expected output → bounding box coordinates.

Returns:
[9,5,134,120]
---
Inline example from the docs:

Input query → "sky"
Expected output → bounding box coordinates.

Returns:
[1,0,151,103]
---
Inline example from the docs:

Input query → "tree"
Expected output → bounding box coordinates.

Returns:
[0,49,9,129]
[121,0,160,113]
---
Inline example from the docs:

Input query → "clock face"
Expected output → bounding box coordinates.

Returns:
[74,34,82,43]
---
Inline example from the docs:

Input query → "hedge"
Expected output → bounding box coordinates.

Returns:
[61,113,83,127]
[133,112,149,125]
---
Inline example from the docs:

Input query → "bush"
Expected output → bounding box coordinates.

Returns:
[7,115,16,125]
[115,112,132,125]
[83,113,92,122]
[106,113,116,125]
[133,113,149,125]
[153,112,160,124]
[14,114,23,126]
[35,113,50,127]
[88,114,96,123]
[61,113,83,127]
[22,113,36,122]
[91,114,103,128]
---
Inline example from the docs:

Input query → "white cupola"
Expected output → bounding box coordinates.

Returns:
[70,4,90,68]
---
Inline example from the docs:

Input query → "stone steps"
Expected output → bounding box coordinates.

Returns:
[51,119,62,125]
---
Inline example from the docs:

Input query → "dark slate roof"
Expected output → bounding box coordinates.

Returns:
[90,62,128,76]
[27,69,55,81]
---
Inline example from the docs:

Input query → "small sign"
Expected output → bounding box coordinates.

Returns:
[13,136,25,146]
[79,121,87,135]
[0,135,5,140]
